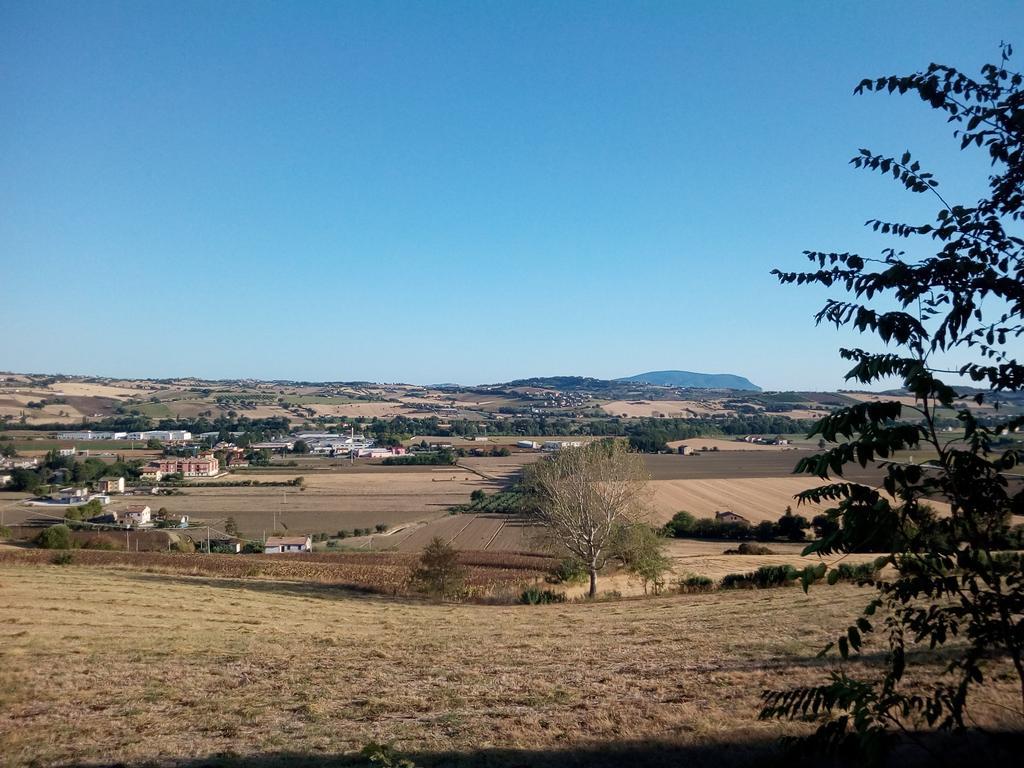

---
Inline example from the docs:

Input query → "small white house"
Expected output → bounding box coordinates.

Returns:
[123,504,152,527]
[265,535,312,554]
[58,487,89,504]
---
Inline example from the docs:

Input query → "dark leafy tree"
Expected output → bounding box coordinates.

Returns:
[411,536,466,599]
[762,46,1024,760]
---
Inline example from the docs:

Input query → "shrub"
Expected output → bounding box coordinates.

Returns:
[520,586,566,604]
[0,525,11,539]
[470,489,487,503]
[663,510,696,537]
[751,564,799,587]
[375,523,389,533]
[173,538,198,553]
[720,572,755,589]
[80,536,118,550]
[833,562,879,583]
[360,742,418,768]
[724,542,775,555]
[678,574,714,593]
[551,557,589,584]
[52,551,74,565]
[37,524,72,550]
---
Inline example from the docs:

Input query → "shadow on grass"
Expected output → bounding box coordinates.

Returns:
[58,731,1024,768]
[115,569,410,603]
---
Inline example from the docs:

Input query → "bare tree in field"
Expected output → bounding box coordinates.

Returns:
[524,441,649,598]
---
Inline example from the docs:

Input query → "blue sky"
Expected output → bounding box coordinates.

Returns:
[1,1,1020,389]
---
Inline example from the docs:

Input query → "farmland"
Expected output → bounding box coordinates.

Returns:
[1,467,497,540]
[1,564,1019,767]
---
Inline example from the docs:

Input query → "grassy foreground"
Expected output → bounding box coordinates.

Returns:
[0,564,1020,767]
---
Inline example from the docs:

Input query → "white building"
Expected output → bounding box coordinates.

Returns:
[123,505,152,527]
[541,441,584,452]
[56,431,127,441]
[58,487,89,503]
[357,447,398,459]
[125,430,192,442]
[265,535,312,554]
[516,440,540,450]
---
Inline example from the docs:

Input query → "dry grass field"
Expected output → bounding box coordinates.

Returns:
[647,477,831,525]
[600,399,733,418]
[149,471,491,538]
[2,564,1020,767]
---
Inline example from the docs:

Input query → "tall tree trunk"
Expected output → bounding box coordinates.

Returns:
[588,567,597,598]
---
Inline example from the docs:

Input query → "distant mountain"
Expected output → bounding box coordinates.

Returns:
[617,370,762,391]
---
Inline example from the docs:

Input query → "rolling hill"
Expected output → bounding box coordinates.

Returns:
[618,370,762,391]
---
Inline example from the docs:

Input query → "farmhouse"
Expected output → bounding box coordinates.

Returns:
[124,505,152,527]
[265,535,312,554]
[715,511,751,526]
[0,474,11,487]
[96,476,125,494]
[58,487,90,504]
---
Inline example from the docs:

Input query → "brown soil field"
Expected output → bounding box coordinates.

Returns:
[1,565,1019,767]
[389,514,544,554]
[641,452,888,482]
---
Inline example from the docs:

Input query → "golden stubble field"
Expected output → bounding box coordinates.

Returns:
[1,566,1020,768]
[153,470,494,537]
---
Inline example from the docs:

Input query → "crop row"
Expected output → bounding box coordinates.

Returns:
[0,549,551,596]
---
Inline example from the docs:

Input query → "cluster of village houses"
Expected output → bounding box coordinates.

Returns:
[1,430,398,554]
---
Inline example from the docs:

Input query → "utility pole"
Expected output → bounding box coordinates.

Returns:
[206,526,210,554]
[351,425,355,466]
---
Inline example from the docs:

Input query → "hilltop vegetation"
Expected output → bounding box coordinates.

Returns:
[617,370,762,391]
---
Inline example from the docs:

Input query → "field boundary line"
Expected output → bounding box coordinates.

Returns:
[456,463,504,482]
[482,519,505,551]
